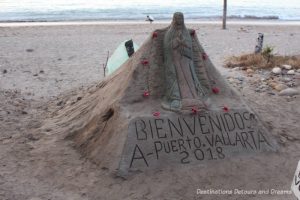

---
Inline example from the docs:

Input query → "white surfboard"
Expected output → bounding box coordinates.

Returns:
[106,40,139,75]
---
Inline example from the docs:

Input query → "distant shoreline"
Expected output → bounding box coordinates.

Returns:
[1,19,300,27]
[0,15,287,22]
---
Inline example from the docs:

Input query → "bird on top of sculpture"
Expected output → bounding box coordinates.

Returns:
[162,12,210,112]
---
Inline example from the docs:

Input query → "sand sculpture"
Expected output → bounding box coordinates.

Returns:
[162,12,209,111]
[46,12,277,177]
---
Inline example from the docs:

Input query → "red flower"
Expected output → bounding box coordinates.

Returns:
[191,106,198,114]
[153,111,160,117]
[152,32,158,38]
[141,59,149,66]
[190,29,196,36]
[223,106,229,112]
[143,90,150,97]
[202,53,208,60]
[212,87,220,94]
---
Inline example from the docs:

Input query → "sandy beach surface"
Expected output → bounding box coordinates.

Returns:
[0,22,300,200]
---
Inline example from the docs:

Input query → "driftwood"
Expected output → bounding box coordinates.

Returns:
[255,33,264,54]
[103,51,109,77]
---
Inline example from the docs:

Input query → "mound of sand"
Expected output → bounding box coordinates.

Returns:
[42,18,276,177]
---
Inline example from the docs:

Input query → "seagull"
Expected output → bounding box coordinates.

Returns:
[146,15,154,24]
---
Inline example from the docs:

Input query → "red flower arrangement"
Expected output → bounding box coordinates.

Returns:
[152,31,158,38]
[143,90,150,97]
[153,111,160,117]
[190,29,196,36]
[191,106,198,114]
[141,59,149,66]
[212,87,220,94]
[202,53,208,60]
[223,106,229,112]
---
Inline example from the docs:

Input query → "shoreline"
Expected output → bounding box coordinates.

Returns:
[1,19,300,27]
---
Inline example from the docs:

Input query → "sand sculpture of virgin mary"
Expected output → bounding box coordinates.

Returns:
[162,12,209,111]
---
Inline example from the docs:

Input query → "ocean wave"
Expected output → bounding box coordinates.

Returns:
[0,7,298,22]
[227,15,279,20]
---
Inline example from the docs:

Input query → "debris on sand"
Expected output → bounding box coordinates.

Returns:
[226,54,300,70]
[225,53,300,96]
[26,48,34,52]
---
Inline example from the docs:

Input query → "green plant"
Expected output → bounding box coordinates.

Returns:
[262,46,274,63]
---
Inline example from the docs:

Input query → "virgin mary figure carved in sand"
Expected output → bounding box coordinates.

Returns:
[162,12,208,111]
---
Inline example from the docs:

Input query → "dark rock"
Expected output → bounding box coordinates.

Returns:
[33,74,38,76]
[21,111,28,115]
[3,69,7,74]
[287,82,295,87]
[101,166,109,170]
[56,101,63,106]
[26,49,34,52]
[77,97,82,101]
[39,70,44,74]
[255,88,261,93]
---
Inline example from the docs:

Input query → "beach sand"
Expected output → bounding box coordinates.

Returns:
[0,22,300,200]
[1,22,299,99]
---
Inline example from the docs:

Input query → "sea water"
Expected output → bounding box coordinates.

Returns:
[0,0,299,22]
